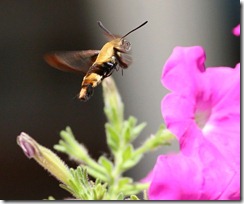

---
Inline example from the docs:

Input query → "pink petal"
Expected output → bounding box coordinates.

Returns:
[148,153,203,200]
[161,93,194,140]
[197,140,239,200]
[149,138,239,200]
[199,64,240,164]
[203,64,240,114]
[232,24,240,36]
[204,115,240,167]
[162,94,207,156]
[161,46,206,95]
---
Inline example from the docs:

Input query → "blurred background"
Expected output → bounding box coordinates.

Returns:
[0,0,240,200]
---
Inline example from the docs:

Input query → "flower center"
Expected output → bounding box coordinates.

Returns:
[194,98,212,130]
[195,109,211,129]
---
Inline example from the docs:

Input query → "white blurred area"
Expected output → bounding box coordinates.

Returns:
[78,0,240,179]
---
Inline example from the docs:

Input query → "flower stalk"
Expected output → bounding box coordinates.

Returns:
[17,76,174,200]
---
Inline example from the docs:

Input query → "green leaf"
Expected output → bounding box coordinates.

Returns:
[116,192,125,200]
[131,122,147,141]
[128,116,137,128]
[130,195,140,200]
[98,156,113,175]
[105,123,120,151]
[122,144,133,162]
[122,154,142,170]
[46,196,55,200]
[118,177,133,189]
[121,121,131,144]
[93,183,107,200]
[85,166,108,182]
[53,143,66,152]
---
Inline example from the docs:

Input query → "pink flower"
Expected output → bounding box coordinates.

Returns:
[232,24,240,36]
[147,46,240,200]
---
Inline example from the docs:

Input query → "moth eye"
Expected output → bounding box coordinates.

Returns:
[122,39,131,51]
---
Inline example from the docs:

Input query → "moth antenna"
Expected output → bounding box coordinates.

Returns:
[97,21,115,38]
[121,21,148,39]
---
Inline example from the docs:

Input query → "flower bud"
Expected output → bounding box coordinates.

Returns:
[102,77,124,128]
[17,132,39,158]
[17,132,73,186]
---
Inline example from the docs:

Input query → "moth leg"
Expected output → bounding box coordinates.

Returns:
[114,49,132,69]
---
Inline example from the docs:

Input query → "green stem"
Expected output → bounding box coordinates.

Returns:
[71,151,109,183]
[85,166,107,182]
[121,183,149,195]
[107,141,125,198]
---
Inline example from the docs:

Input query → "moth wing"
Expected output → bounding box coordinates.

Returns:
[44,50,100,73]
[103,33,122,41]
[116,52,132,69]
